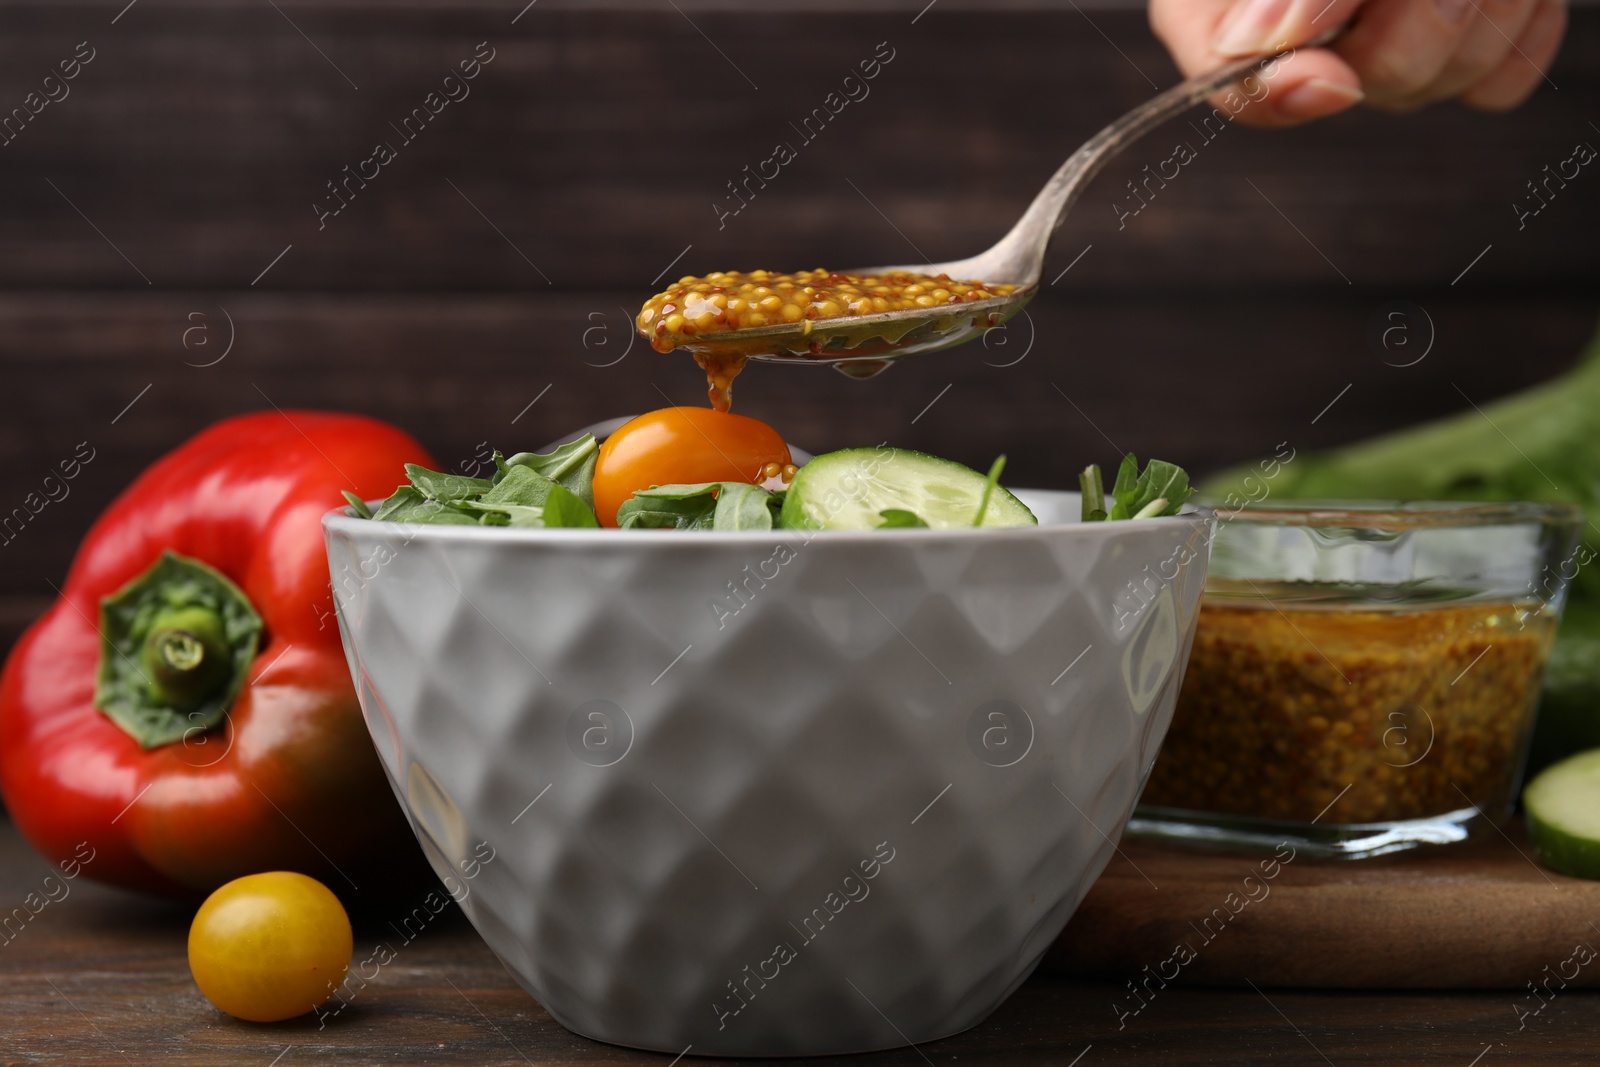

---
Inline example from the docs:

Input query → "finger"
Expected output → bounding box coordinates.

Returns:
[1460,0,1566,110]
[1149,0,1364,128]
[1412,0,1544,104]
[1218,47,1365,127]
[1333,0,1477,108]
[1150,0,1363,71]
[1210,0,1368,57]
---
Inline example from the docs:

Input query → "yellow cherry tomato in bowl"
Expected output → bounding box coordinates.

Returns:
[188,871,352,1023]
[592,406,791,527]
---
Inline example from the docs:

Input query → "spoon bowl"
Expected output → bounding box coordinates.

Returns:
[675,286,1035,380]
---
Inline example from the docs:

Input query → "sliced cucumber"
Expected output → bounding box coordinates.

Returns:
[780,447,1037,531]
[1525,747,1600,880]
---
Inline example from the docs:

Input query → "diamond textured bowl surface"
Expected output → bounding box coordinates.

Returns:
[323,490,1212,1056]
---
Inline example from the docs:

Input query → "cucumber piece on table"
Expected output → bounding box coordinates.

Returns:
[780,447,1036,530]
[1525,747,1600,880]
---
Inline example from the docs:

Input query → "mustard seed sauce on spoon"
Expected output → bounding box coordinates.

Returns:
[637,268,1017,411]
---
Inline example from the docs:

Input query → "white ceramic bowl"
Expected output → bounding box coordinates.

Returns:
[323,491,1212,1056]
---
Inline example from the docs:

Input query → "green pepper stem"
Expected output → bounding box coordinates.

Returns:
[156,630,206,672]
[96,550,264,750]
[142,606,231,710]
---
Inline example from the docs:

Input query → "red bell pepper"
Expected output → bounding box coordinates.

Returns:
[0,411,434,897]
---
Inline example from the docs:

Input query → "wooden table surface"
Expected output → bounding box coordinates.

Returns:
[1054,824,1600,990]
[3,821,1597,1066]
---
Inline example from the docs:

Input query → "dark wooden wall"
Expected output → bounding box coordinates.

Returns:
[1,0,1598,655]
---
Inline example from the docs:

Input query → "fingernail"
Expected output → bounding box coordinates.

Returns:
[1213,0,1294,56]
[1435,0,1473,23]
[1278,77,1365,119]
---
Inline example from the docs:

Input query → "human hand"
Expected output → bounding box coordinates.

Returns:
[1149,0,1567,127]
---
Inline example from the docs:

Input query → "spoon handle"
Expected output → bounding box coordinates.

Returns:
[1065,27,1346,215]
[972,26,1347,284]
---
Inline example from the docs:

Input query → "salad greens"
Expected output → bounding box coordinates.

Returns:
[501,436,601,510]
[360,435,602,529]
[1079,454,1195,522]
[616,482,786,531]
[356,435,1191,533]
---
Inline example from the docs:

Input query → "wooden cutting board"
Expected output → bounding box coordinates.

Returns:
[1048,824,1600,989]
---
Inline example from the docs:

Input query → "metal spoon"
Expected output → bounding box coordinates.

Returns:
[659,33,1338,379]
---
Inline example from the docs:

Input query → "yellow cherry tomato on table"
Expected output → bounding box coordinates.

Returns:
[592,406,791,527]
[188,871,352,1023]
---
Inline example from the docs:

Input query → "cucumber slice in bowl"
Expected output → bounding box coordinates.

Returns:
[1525,747,1600,880]
[780,447,1037,530]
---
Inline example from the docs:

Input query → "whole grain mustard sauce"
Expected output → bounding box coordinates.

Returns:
[637,268,1018,411]
[1142,600,1557,824]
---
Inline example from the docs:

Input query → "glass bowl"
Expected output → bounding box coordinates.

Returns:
[1130,499,1583,859]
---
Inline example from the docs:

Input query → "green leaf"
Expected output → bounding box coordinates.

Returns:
[877,508,929,528]
[626,483,723,500]
[617,493,718,530]
[370,443,602,528]
[1108,454,1140,520]
[482,464,560,508]
[615,482,726,530]
[446,497,538,526]
[456,471,602,527]
[1112,454,1139,497]
[973,455,1006,528]
[499,434,599,508]
[541,483,601,528]
[1098,455,1193,521]
[501,434,597,483]
[342,491,374,519]
[1124,459,1193,519]
[714,483,776,531]
[405,464,493,503]
[372,485,425,522]
[391,500,483,525]
[614,481,778,531]
[1078,465,1105,522]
